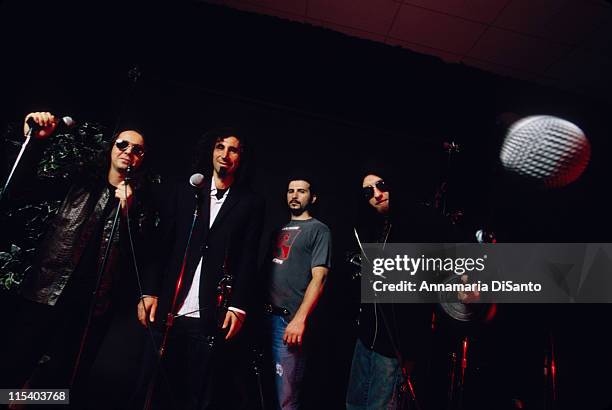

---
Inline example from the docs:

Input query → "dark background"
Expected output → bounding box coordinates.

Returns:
[1,1,611,409]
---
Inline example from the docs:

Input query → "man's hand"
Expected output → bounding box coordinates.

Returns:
[23,112,58,139]
[115,181,134,211]
[137,296,158,327]
[222,310,245,340]
[283,317,306,347]
[458,274,480,303]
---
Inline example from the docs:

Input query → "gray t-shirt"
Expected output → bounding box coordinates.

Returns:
[268,218,332,320]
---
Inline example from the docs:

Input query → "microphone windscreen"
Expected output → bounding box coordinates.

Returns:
[61,116,76,128]
[500,115,590,188]
[189,173,206,189]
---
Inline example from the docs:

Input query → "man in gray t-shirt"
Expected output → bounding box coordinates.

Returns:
[266,178,331,410]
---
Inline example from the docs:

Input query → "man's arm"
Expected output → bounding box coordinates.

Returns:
[3,113,58,201]
[222,194,265,339]
[283,265,329,346]
[137,181,178,327]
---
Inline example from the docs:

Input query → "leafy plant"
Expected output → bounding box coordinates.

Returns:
[0,122,108,291]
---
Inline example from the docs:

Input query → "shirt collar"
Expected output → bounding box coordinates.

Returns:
[210,176,230,200]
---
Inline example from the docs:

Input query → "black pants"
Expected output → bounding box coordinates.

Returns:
[135,316,216,410]
[134,315,257,410]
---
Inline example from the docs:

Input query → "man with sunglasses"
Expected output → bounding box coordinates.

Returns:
[1,112,150,400]
[362,176,389,215]
[346,171,434,410]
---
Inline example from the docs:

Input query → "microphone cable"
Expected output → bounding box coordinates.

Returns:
[123,176,178,407]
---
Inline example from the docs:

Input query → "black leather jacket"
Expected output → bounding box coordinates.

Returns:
[21,181,153,315]
[4,134,153,313]
[20,181,117,309]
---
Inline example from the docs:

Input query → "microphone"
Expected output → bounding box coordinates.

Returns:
[26,115,76,130]
[125,165,134,184]
[189,173,206,189]
[500,115,591,188]
[189,173,206,208]
[475,229,496,244]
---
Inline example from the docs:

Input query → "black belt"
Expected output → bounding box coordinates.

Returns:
[264,303,290,317]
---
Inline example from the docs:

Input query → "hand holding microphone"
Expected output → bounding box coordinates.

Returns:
[115,180,134,211]
[23,111,75,139]
[2,112,75,202]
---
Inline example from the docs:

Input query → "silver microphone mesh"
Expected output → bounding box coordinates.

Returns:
[500,115,590,188]
[61,116,76,128]
[189,173,206,188]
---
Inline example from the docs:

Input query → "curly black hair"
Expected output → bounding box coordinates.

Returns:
[190,126,253,186]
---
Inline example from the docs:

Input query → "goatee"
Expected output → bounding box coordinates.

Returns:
[290,207,305,217]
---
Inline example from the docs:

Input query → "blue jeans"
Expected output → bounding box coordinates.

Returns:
[346,338,402,410]
[267,314,306,410]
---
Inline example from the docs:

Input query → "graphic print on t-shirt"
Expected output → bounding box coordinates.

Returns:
[272,226,301,265]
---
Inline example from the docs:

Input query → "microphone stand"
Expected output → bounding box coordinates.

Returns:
[143,190,202,410]
[251,346,266,410]
[214,265,233,344]
[543,332,557,410]
[211,255,265,410]
[435,141,460,219]
[378,306,422,410]
[353,229,422,410]
[0,127,33,205]
[446,336,469,410]
[70,187,124,387]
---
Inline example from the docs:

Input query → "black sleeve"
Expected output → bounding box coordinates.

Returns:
[229,194,265,312]
[255,229,278,307]
[141,180,178,297]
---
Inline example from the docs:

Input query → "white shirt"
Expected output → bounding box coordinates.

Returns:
[177,177,245,318]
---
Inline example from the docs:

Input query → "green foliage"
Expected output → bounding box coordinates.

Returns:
[0,244,28,289]
[1,121,161,292]
[0,122,108,291]
[37,122,108,180]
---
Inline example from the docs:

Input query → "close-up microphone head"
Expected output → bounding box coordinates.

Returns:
[499,115,591,188]
[124,165,134,183]
[61,116,76,128]
[26,114,76,129]
[189,173,206,189]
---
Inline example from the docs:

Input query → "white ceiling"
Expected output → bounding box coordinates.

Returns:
[202,0,612,102]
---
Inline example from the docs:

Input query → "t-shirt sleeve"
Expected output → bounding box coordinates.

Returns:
[310,224,332,269]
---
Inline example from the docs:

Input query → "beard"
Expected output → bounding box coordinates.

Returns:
[289,201,310,217]
[218,166,228,178]
[290,207,305,217]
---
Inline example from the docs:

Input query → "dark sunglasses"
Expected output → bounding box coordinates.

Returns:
[115,139,145,157]
[362,180,388,199]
